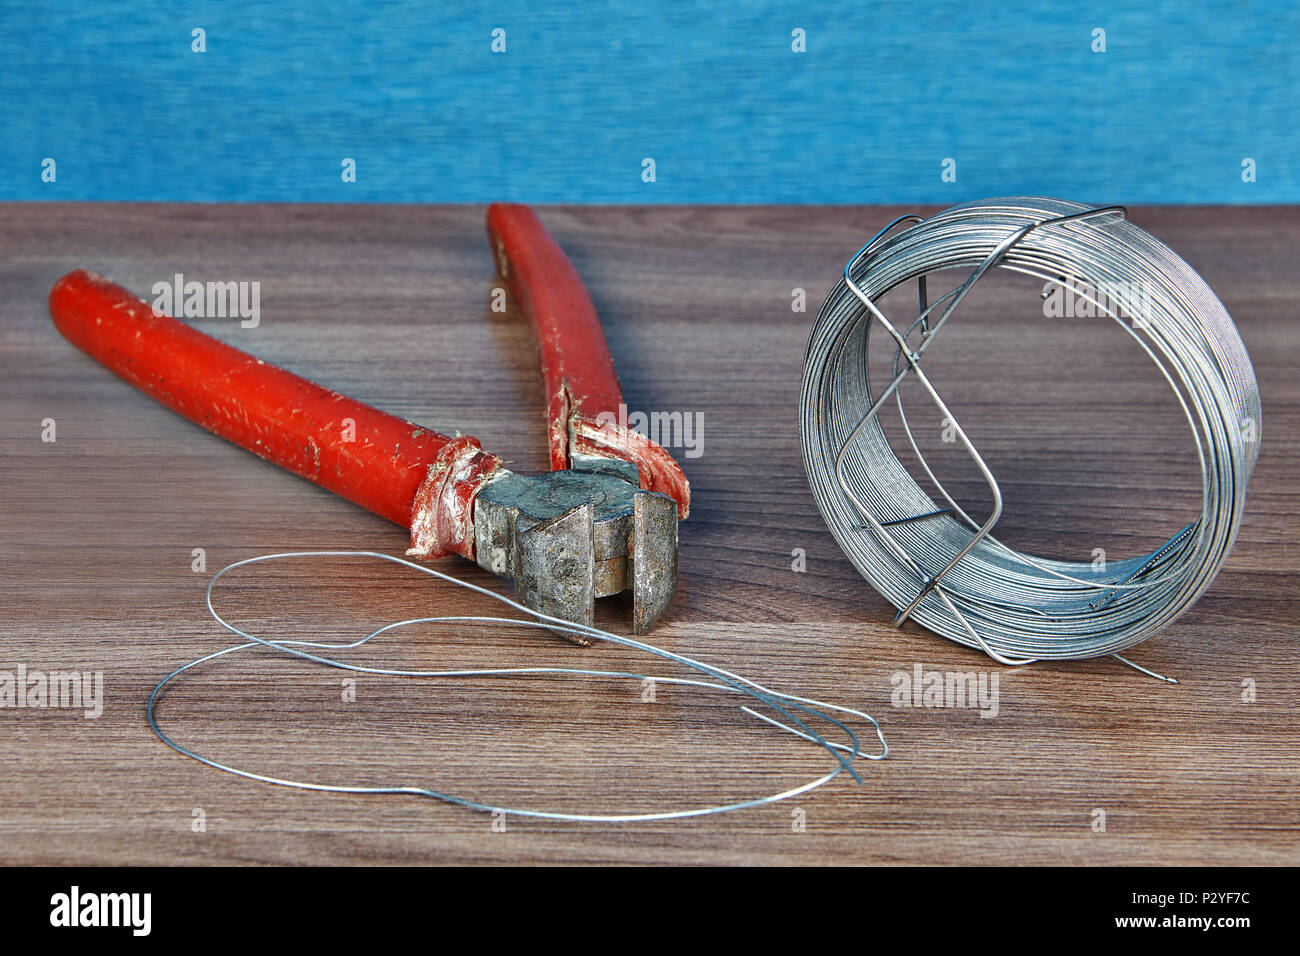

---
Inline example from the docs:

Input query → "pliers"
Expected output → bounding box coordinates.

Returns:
[48,204,691,637]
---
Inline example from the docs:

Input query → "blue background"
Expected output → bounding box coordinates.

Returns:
[2,1,1295,203]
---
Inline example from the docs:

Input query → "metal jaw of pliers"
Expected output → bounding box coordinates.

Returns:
[472,457,679,636]
[48,204,690,639]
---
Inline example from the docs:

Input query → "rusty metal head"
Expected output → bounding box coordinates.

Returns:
[471,458,678,640]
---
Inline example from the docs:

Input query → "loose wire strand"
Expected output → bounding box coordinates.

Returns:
[800,197,1260,663]
[147,550,887,823]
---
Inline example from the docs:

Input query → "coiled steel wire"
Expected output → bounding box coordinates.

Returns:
[800,197,1260,663]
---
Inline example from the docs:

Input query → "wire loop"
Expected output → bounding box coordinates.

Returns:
[148,551,887,823]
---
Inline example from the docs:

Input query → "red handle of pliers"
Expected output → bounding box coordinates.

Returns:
[48,269,464,532]
[486,204,690,518]
[486,203,626,472]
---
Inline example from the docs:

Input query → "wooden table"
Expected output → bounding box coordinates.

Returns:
[2,203,1296,865]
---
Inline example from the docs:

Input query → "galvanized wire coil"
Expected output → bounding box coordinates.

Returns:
[800,197,1261,663]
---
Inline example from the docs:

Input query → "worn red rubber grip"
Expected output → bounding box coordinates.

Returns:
[48,269,497,555]
[486,203,626,470]
[486,204,690,517]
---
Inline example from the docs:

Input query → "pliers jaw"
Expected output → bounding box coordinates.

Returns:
[472,460,679,639]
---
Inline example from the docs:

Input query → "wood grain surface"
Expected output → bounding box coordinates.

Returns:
[1,203,1296,866]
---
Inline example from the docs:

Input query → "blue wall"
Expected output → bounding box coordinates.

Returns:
[3,1,1295,203]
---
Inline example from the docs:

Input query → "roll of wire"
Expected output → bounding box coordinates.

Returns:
[800,197,1260,670]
